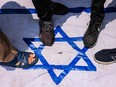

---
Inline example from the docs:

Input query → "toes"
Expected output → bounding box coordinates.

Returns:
[29,53,36,58]
[15,62,21,66]
[28,56,36,64]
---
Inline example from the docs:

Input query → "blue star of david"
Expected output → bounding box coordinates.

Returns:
[23,26,96,85]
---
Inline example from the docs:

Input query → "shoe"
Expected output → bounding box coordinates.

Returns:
[50,2,69,15]
[39,19,54,46]
[83,21,101,48]
[94,48,116,64]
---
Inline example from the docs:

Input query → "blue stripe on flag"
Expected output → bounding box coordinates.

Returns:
[0,7,116,14]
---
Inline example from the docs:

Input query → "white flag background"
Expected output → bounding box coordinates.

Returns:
[0,0,116,87]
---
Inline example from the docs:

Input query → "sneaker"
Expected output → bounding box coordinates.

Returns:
[39,20,54,46]
[94,48,116,64]
[50,2,69,15]
[83,21,101,48]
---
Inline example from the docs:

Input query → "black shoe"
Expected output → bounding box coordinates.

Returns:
[83,21,101,48]
[39,20,54,46]
[95,48,116,64]
[50,2,69,15]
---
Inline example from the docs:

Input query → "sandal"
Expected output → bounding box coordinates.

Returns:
[0,50,38,68]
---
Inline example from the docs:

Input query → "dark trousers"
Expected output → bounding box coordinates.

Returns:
[91,0,106,23]
[32,0,52,20]
[32,0,106,23]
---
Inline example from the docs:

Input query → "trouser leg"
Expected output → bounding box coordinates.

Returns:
[0,32,17,63]
[91,0,106,23]
[32,0,52,20]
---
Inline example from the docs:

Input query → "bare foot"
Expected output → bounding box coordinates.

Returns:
[16,53,37,66]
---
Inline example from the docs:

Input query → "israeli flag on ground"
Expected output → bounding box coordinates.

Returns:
[0,0,116,87]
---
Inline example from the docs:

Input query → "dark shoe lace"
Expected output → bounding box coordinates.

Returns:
[42,21,53,31]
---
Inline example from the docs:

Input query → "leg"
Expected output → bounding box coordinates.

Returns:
[0,31,15,62]
[83,0,106,48]
[91,0,106,23]
[32,0,68,46]
[32,0,69,20]
[0,31,38,68]
[32,0,52,20]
